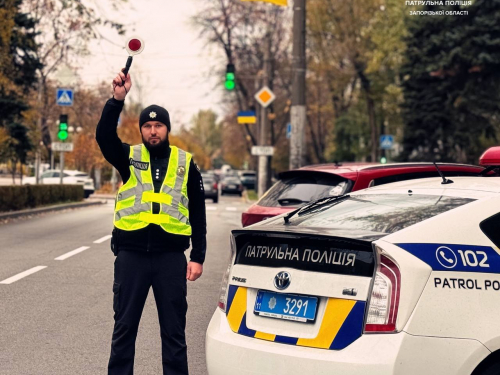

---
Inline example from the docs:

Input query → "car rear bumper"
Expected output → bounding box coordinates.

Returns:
[206,309,488,375]
[205,191,218,199]
[222,189,241,194]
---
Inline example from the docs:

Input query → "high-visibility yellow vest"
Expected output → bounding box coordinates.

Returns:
[113,144,192,236]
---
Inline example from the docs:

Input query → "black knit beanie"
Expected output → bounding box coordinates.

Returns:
[139,105,171,132]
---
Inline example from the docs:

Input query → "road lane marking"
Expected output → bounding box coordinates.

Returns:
[55,246,90,261]
[226,207,237,211]
[0,266,47,285]
[207,207,217,211]
[94,235,112,244]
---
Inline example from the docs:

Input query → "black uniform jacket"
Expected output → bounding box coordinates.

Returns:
[96,98,207,264]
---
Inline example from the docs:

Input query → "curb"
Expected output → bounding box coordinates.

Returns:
[89,193,115,200]
[0,200,106,221]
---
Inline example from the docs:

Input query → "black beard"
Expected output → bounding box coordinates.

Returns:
[142,136,170,157]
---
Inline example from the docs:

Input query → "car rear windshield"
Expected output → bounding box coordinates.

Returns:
[74,173,89,177]
[288,194,475,235]
[242,173,255,177]
[258,173,352,207]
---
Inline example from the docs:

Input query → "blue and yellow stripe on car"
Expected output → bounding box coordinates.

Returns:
[226,285,366,350]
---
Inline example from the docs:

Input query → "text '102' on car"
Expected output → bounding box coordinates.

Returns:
[206,148,500,375]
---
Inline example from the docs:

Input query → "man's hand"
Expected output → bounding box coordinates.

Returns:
[186,262,203,281]
[112,70,132,101]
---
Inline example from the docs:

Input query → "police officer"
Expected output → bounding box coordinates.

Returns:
[96,70,206,375]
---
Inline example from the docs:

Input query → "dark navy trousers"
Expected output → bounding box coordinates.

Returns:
[108,251,188,375]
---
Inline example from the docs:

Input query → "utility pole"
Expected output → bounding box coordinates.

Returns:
[35,75,43,184]
[59,151,64,184]
[289,0,306,170]
[257,32,272,198]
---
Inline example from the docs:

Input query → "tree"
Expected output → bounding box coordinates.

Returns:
[401,0,500,163]
[190,110,222,168]
[0,0,41,178]
[308,0,386,162]
[21,0,125,159]
[192,0,293,172]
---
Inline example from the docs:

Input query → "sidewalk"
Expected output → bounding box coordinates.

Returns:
[0,200,106,221]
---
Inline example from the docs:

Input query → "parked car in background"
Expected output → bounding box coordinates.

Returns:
[241,162,485,227]
[22,169,95,198]
[238,170,256,190]
[202,173,219,203]
[221,176,244,196]
[202,170,220,183]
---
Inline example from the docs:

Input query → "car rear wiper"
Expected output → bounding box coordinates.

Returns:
[277,198,309,206]
[283,195,350,224]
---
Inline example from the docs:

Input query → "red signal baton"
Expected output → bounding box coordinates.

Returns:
[122,37,145,84]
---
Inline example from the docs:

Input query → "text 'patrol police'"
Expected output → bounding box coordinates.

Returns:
[244,245,356,266]
[434,277,500,290]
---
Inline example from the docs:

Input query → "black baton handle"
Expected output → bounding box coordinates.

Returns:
[122,56,133,84]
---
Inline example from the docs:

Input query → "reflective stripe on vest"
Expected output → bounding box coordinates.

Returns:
[113,144,192,236]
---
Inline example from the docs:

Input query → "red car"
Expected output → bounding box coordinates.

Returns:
[242,162,485,227]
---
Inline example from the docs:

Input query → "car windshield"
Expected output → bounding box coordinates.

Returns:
[286,194,475,235]
[74,173,88,177]
[258,174,352,207]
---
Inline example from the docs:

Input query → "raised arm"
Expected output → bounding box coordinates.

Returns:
[95,71,133,180]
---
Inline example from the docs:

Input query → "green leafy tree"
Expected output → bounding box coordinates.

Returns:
[190,109,222,167]
[401,0,500,163]
[0,0,41,179]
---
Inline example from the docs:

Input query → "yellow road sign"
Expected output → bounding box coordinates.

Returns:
[255,86,276,108]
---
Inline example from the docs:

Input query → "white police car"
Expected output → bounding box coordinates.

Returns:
[206,147,500,375]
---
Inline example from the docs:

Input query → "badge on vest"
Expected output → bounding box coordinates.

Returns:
[177,166,186,177]
[130,158,149,171]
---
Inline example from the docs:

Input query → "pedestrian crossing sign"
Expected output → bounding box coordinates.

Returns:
[56,88,74,106]
[380,135,394,150]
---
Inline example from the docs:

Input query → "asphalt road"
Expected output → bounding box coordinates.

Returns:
[0,194,250,375]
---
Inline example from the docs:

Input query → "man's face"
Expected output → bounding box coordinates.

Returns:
[141,121,169,149]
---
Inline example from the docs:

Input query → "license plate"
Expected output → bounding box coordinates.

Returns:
[254,290,318,323]
[229,184,236,189]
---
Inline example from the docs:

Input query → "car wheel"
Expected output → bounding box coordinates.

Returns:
[221,192,225,196]
[239,192,242,197]
[213,196,218,203]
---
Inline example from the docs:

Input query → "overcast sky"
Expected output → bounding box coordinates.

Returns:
[78,0,224,129]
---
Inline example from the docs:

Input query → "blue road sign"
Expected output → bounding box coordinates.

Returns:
[380,135,394,150]
[286,123,292,139]
[56,88,74,106]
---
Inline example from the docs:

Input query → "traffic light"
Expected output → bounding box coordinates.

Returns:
[225,64,235,91]
[58,114,68,141]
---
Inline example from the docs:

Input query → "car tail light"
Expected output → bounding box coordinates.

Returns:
[365,246,401,333]
[239,184,243,190]
[213,182,218,190]
[218,236,236,312]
